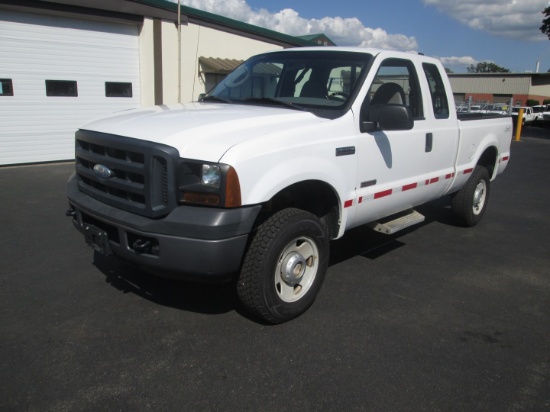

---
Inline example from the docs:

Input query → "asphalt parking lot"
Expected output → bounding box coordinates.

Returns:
[1,127,549,411]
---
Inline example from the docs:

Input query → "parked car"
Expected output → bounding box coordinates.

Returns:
[541,107,550,127]
[511,106,535,126]
[532,105,550,125]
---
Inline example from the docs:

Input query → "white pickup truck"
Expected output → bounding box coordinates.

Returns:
[67,47,512,323]
[511,106,535,126]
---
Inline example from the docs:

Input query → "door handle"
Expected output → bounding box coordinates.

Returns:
[425,133,433,152]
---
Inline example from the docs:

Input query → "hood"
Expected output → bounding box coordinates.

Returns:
[81,103,325,162]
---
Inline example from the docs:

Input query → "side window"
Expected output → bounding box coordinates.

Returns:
[105,82,132,97]
[422,63,449,119]
[0,79,14,96]
[362,59,423,125]
[45,80,78,97]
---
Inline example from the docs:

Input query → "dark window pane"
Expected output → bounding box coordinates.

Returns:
[46,80,78,97]
[422,63,449,119]
[0,79,14,96]
[105,82,132,97]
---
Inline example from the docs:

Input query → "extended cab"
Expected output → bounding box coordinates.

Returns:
[67,48,512,323]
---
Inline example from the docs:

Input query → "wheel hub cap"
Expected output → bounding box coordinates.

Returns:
[281,252,306,285]
[473,182,485,212]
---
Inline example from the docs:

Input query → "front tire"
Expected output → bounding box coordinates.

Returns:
[451,166,490,227]
[237,208,329,324]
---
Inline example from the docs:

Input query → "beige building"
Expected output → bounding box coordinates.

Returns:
[449,73,550,106]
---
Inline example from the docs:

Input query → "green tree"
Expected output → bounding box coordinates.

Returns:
[540,6,550,39]
[466,62,510,73]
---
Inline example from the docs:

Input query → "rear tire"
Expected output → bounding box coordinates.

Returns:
[237,208,329,324]
[451,166,490,227]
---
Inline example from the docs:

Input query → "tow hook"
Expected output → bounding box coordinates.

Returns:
[133,239,152,254]
[66,208,76,217]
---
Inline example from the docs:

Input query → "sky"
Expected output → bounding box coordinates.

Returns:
[175,0,550,74]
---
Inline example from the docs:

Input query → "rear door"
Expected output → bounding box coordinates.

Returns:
[420,62,460,194]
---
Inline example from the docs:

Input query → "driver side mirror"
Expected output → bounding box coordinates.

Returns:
[361,104,414,133]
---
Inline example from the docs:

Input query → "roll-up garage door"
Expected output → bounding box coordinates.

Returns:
[0,9,141,165]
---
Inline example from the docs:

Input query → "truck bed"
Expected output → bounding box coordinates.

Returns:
[457,112,511,121]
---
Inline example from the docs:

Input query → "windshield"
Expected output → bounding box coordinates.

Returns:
[203,50,372,119]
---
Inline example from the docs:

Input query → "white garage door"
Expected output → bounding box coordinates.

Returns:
[0,9,141,165]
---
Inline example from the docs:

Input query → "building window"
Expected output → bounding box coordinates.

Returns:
[105,82,132,97]
[46,80,78,97]
[0,79,14,96]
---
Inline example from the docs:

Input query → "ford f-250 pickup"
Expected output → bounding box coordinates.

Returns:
[67,47,512,323]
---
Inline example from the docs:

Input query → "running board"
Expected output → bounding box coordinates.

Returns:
[369,209,425,235]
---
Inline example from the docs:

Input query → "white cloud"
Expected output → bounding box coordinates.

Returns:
[422,0,548,41]
[437,56,480,67]
[177,0,418,51]
[435,55,487,71]
[173,0,513,72]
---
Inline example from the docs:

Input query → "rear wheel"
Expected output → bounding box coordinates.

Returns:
[451,166,490,227]
[237,208,329,324]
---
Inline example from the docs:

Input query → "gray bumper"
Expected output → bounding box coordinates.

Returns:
[67,173,261,281]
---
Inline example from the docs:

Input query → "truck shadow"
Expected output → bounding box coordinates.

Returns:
[93,251,239,316]
[92,196,457,318]
[329,196,455,265]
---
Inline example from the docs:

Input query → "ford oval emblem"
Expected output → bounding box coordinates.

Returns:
[93,163,114,179]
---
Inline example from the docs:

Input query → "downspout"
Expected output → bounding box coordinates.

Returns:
[177,0,182,103]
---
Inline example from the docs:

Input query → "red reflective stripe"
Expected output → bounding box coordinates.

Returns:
[464,168,474,174]
[344,200,353,208]
[502,156,509,161]
[402,183,417,191]
[430,177,439,184]
[374,189,393,199]
[358,197,363,204]
[445,173,455,179]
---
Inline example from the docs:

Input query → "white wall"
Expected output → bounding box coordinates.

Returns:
[138,18,155,107]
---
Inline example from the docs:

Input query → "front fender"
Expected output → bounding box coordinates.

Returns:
[237,155,355,238]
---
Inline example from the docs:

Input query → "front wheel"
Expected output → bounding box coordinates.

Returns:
[451,166,490,227]
[237,208,329,324]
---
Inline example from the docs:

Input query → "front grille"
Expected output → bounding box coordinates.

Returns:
[75,130,179,218]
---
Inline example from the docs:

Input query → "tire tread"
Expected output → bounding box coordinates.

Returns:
[237,208,327,324]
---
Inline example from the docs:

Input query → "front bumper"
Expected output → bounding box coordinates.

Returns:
[67,173,261,281]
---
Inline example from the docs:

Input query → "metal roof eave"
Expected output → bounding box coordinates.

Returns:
[131,0,316,47]
[7,0,317,47]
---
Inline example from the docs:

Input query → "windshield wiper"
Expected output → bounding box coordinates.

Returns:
[201,95,232,104]
[241,97,306,111]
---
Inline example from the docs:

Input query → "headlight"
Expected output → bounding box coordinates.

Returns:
[178,160,241,208]
[202,164,221,188]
